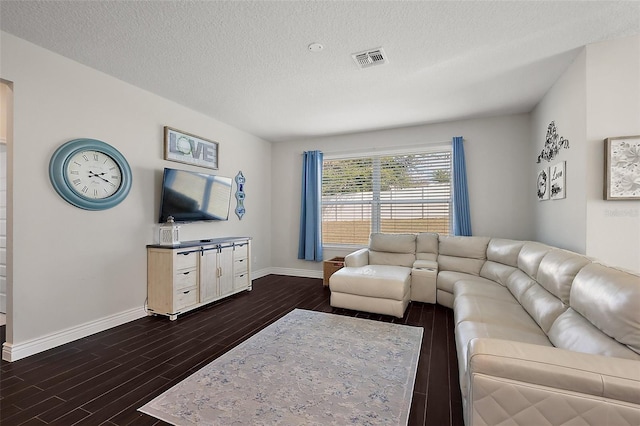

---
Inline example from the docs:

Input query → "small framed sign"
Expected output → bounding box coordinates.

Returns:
[164,126,219,170]
[604,135,640,200]
[550,161,566,200]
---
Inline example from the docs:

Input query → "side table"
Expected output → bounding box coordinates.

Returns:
[323,257,345,287]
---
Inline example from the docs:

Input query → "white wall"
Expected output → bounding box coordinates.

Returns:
[585,35,640,272]
[271,114,534,275]
[0,142,6,314]
[1,32,272,359]
[531,50,588,253]
[0,82,8,314]
[532,35,640,272]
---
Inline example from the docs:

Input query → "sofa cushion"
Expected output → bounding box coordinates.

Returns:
[453,294,542,332]
[536,249,591,305]
[479,261,517,287]
[486,238,525,267]
[416,232,439,261]
[438,236,490,276]
[453,280,519,305]
[508,249,590,334]
[437,271,492,294]
[505,269,538,302]
[455,321,552,354]
[368,233,416,267]
[329,265,411,301]
[517,242,553,279]
[478,239,524,286]
[570,263,640,355]
[518,283,568,334]
[548,308,640,360]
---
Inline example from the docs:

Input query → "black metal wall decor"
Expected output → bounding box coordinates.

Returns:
[537,121,570,163]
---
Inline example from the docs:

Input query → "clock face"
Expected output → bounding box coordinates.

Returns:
[66,150,123,199]
[50,139,132,210]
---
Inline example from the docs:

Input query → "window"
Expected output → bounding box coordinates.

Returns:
[322,147,452,246]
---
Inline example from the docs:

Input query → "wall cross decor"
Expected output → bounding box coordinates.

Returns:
[235,171,246,219]
[537,121,570,163]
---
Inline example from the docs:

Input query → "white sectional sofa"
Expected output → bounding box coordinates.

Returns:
[329,233,640,426]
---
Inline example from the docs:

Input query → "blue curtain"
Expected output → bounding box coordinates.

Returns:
[298,150,324,261]
[452,136,472,236]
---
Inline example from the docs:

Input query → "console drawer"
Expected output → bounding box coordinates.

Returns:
[234,257,248,274]
[234,271,249,289]
[175,250,198,270]
[175,267,197,290]
[175,286,198,310]
[234,243,248,259]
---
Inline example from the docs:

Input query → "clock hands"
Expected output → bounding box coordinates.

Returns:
[88,170,113,184]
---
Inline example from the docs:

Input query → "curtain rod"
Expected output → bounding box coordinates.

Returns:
[317,140,451,157]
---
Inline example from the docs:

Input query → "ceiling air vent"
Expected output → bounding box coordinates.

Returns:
[352,47,387,69]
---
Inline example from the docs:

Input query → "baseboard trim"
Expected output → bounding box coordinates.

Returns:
[250,267,272,280]
[267,267,323,279]
[2,306,147,362]
[2,268,322,362]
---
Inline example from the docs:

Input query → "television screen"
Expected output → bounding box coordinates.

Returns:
[159,168,233,223]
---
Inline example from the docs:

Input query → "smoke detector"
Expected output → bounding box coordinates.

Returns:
[352,47,388,69]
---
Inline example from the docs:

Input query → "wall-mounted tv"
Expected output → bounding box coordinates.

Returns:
[158,167,232,223]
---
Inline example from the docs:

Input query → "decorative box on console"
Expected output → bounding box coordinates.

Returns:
[158,216,180,246]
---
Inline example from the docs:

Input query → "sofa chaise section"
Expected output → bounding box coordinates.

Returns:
[329,233,416,318]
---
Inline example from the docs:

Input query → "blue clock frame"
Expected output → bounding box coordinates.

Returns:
[49,138,132,211]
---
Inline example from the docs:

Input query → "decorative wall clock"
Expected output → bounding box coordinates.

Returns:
[49,138,132,210]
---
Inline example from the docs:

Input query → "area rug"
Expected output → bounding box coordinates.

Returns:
[139,309,423,425]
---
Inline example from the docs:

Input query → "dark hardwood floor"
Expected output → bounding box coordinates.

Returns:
[0,275,463,426]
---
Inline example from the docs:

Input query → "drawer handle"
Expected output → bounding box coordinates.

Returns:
[183,290,190,294]
[182,271,190,275]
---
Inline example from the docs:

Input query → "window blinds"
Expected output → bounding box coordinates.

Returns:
[322,150,452,245]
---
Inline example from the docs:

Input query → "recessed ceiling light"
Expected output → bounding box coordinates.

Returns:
[308,43,324,52]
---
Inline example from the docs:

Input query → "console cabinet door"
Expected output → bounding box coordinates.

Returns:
[199,248,219,303]
[218,246,235,297]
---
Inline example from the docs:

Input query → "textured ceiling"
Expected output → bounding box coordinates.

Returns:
[1,1,639,142]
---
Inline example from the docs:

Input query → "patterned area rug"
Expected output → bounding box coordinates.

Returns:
[139,309,423,425]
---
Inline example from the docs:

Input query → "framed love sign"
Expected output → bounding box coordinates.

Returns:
[164,126,219,170]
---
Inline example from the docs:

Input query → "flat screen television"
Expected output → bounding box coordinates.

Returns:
[158,167,233,223]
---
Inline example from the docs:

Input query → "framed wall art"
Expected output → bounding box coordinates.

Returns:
[604,135,640,200]
[550,161,566,200]
[537,167,550,201]
[164,126,219,170]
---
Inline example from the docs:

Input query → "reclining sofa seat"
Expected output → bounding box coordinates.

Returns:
[329,232,640,426]
[330,232,441,318]
[329,233,416,318]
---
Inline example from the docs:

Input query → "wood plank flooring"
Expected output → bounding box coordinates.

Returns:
[0,275,463,426]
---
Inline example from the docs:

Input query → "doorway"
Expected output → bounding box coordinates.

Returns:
[0,79,13,345]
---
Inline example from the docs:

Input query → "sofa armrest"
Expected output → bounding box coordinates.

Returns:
[345,248,370,267]
[467,338,640,405]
